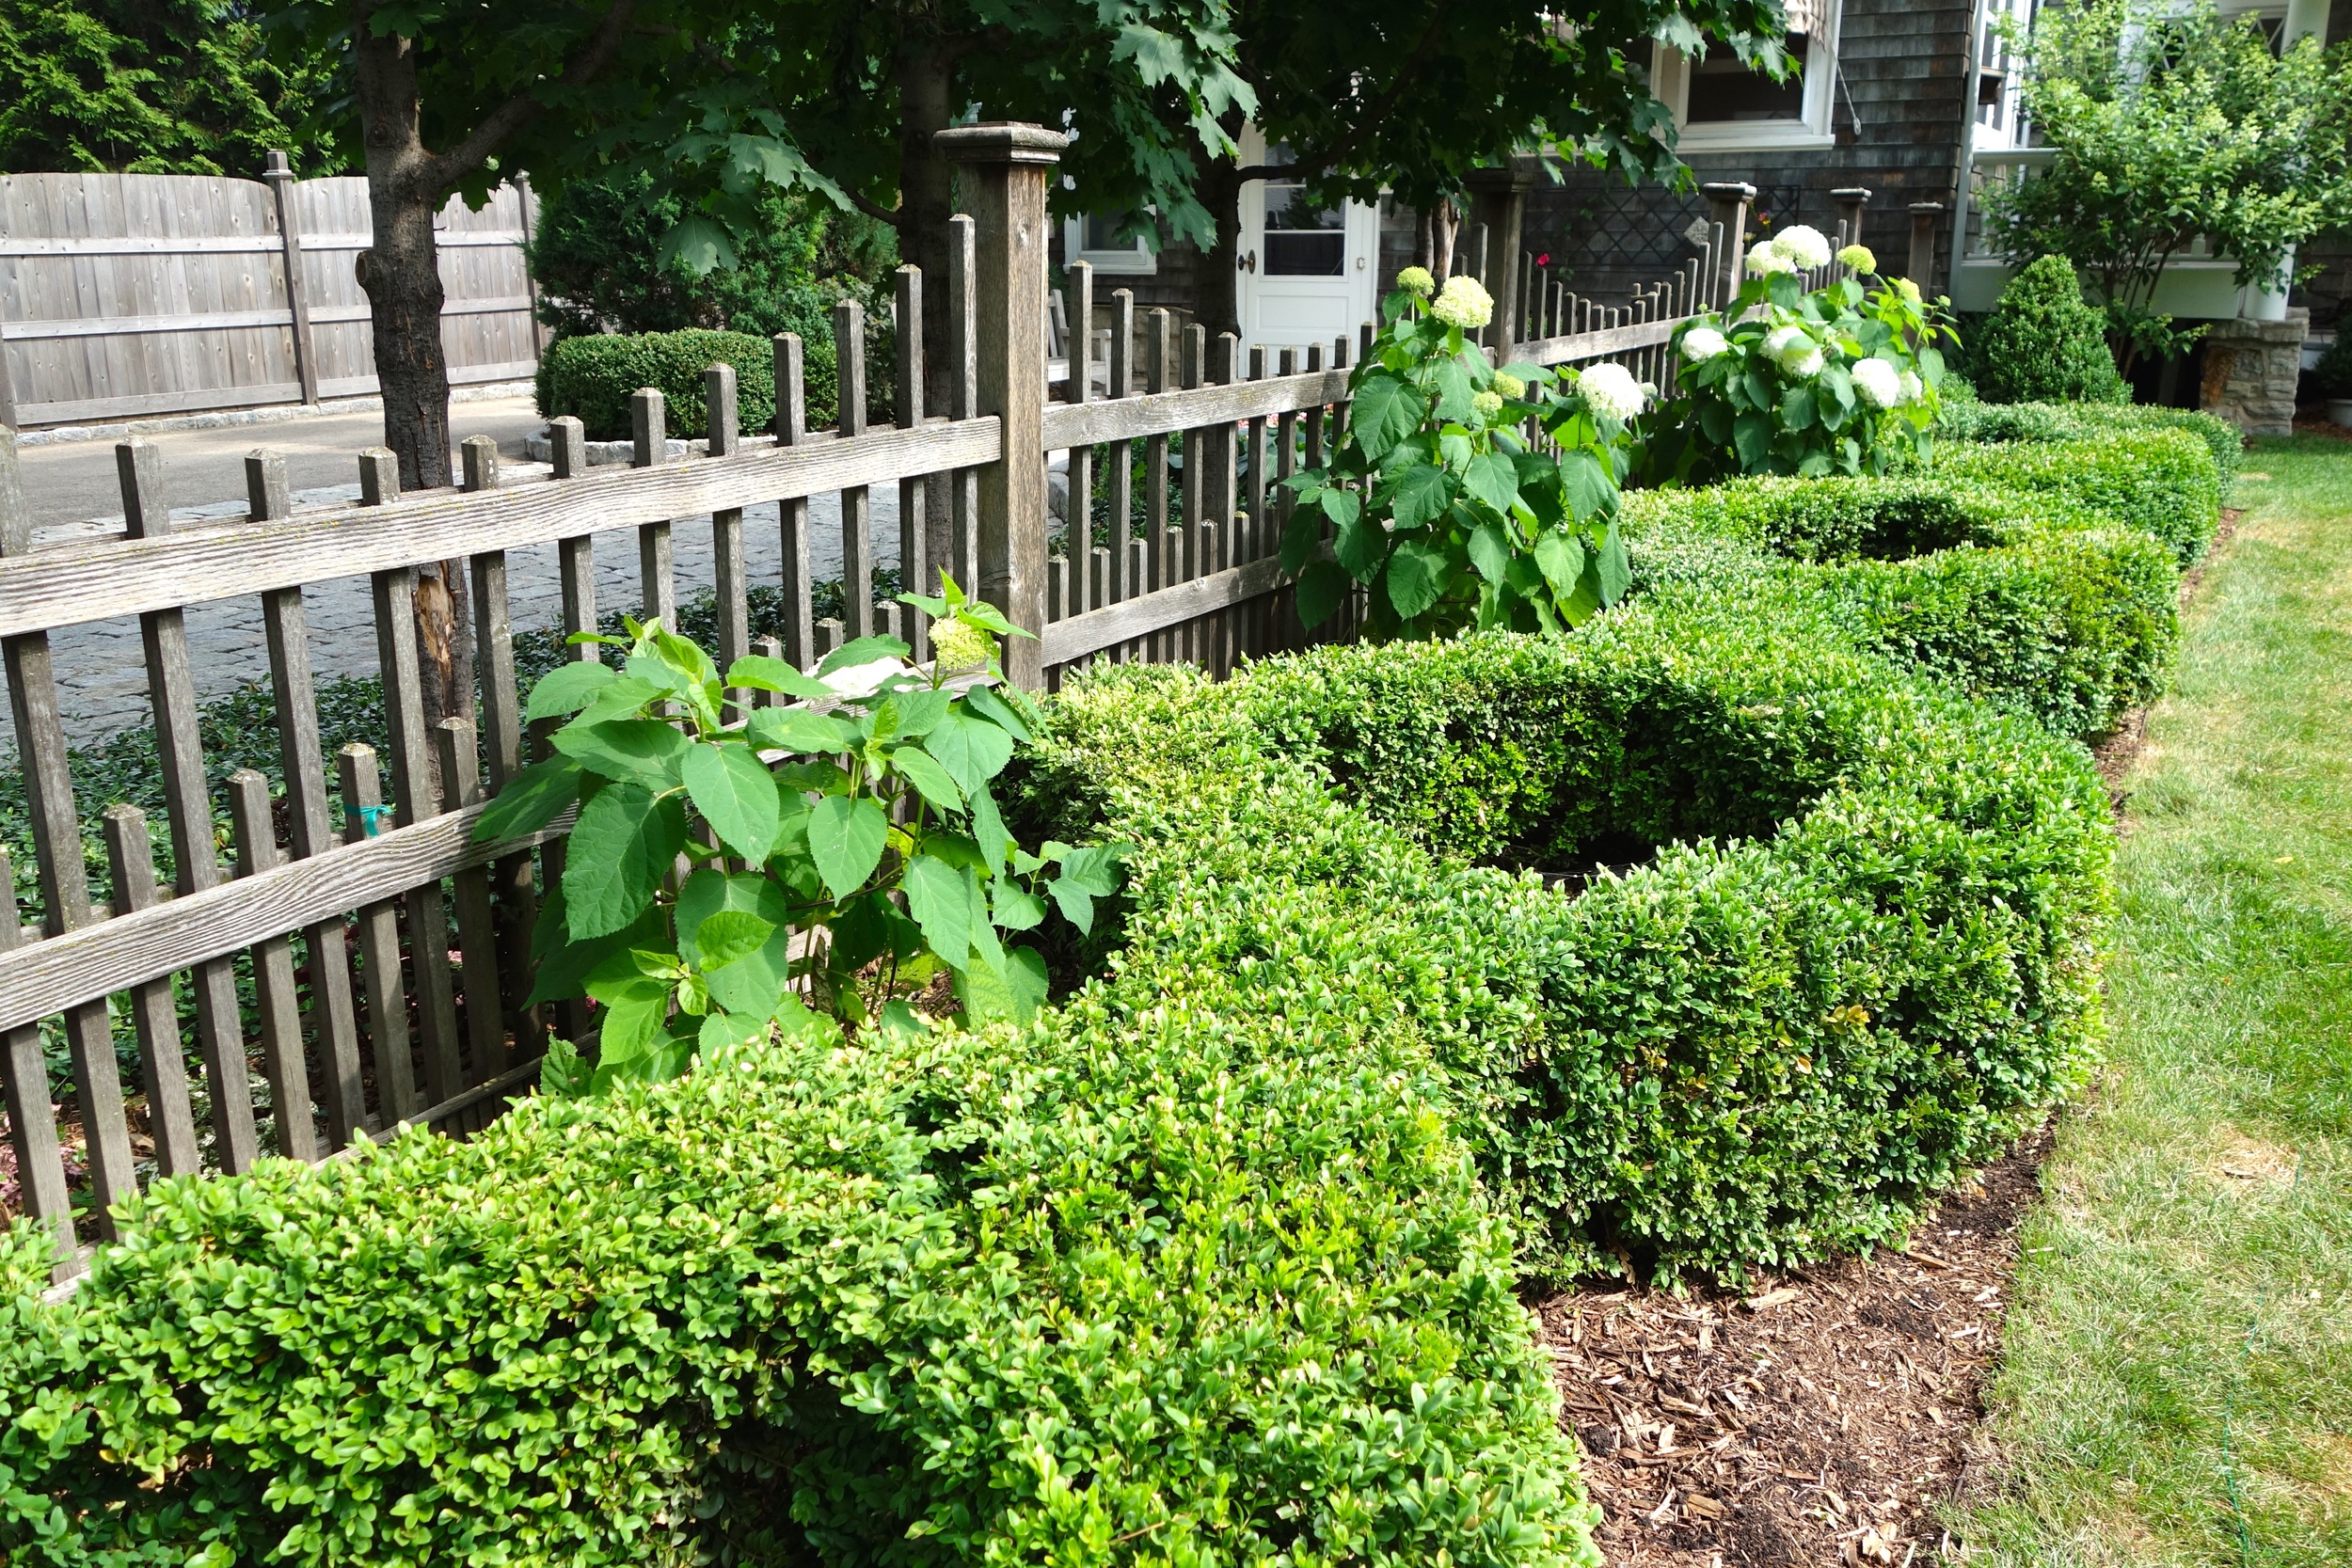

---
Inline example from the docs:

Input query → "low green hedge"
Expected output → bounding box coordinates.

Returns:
[1021,594,2113,1281]
[1616,473,2180,739]
[1930,428,2223,565]
[1934,399,2242,490]
[2,1006,1598,1565]
[535,328,831,442]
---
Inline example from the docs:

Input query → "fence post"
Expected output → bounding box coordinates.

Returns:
[1907,203,1947,294]
[1831,186,1871,261]
[1701,182,1757,302]
[936,121,1065,691]
[1466,156,1535,351]
[262,151,321,407]
[0,325,17,429]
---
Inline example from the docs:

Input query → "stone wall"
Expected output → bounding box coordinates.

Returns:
[2200,309,2309,436]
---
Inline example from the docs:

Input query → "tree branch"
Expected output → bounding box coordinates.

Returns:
[421,0,643,192]
[845,188,907,230]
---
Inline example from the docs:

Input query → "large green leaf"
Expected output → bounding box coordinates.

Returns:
[690,910,775,970]
[1317,487,1363,529]
[889,744,966,816]
[723,655,832,701]
[969,784,1013,877]
[1386,463,1453,530]
[554,720,690,791]
[806,794,888,900]
[525,661,617,722]
[749,707,862,756]
[957,945,1048,1026]
[1733,412,1773,471]
[562,784,685,939]
[471,756,580,843]
[901,853,974,968]
[1429,358,1475,423]
[817,634,910,675]
[1384,539,1453,621]
[1534,529,1586,601]
[1466,518,1514,585]
[925,708,1016,798]
[1346,374,1427,457]
[675,870,791,964]
[1559,449,1612,522]
[1596,529,1632,606]
[1462,451,1519,515]
[681,742,783,861]
[1295,560,1353,628]
[568,673,664,729]
[1334,512,1387,581]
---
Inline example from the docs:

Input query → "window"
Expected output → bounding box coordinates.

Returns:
[1261,147,1344,276]
[1654,0,1842,151]
[1062,208,1156,275]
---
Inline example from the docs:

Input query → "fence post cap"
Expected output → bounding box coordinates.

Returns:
[1699,181,1758,199]
[1831,185,1873,203]
[1463,155,1539,193]
[1908,201,1947,214]
[262,150,293,182]
[934,122,1068,166]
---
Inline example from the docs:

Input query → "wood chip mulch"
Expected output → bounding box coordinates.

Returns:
[1537,1124,2052,1567]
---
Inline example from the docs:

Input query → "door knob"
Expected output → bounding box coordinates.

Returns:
[1239,250,1256,273]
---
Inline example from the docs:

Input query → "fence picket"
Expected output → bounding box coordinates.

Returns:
[706,364,752,673]
[100,805,201,1176]
[1061,261,1093,625]
[434,720,507,1128]
[894,265,930,657]
[834,299,874,641]
[772,334,816,671]
[339,743,416,1124]
[226,769,317,1162]
[0,847,74,1265]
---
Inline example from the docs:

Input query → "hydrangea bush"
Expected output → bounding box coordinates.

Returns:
[1279,267,1639,638]
[1647,226,1957,482]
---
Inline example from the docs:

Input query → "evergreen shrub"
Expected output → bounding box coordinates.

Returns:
[0,1009,1600,1566]
[535,329,828,442]
[1022,597,2113,1281]
[1931,428,2222,563]
[1617,473,2180,737]
[1934,399,2241,487]
[1972,255,2130,405]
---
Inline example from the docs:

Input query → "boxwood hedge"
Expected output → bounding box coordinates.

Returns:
[1020,590,2113,1282]
[535,328,822,442]
[1934,398,2241,488]
[1616,473,2180,739]
[1930,428,2222,565]
[2,1006,1599,1567]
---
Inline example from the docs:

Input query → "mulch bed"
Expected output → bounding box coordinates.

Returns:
[1537,1126,2047,1567]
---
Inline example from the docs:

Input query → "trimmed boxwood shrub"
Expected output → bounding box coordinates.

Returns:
[1931,428,2221,565]
[1,1009,1600,1566]
[1971,255,2129,405]
[535,328,817,442]
[1020,593,2113,1282]
[1616,473,2180,738]
[1935,398,2241,490]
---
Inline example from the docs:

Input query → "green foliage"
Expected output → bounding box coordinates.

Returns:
[1933,397,2241,488]
[535,329,787,444]
[1617,472,2181,738]
[0,1006,1600,1567]
[1932,428,2223,564]
[1279,271,1635,640]
[1652,242,1954,481]
[1022,598,2114,1282]
[0,0,340,176]
[491,583,1124,1078]
[528,171,897,342]
[1973,256,2131,405]
[2312,332,2352,398]
[1987,0,2352,371]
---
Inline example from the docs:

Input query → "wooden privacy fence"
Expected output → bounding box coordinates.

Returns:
[0,159,540,430]
[0,127,1764,1275]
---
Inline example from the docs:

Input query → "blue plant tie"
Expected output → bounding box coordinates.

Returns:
[345,803,395,838]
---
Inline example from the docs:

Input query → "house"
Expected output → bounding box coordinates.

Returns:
[1052,0,2350,425]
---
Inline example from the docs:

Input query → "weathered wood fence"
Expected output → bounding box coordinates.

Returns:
[0,160,540,429]
[0,128,1766,1276]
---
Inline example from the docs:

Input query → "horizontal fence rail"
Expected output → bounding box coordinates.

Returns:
[0,138,1794,1277]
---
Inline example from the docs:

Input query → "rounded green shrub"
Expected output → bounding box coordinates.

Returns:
[0,1014,1600,1566]
[1024,598,2114,1283]
[1617,473,2180,738]
[1973,256,2130,405]
[1932,427,2221,563]
[1935,398,2241,489]
[534,328,828,442]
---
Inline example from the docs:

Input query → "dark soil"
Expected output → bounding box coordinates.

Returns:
[1539,1126,2052,1566]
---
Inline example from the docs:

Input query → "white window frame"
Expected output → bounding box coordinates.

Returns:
[1651,0,1844,153]
[1061,211,1157,276]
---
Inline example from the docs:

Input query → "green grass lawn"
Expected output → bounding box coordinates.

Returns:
[1953,436,2352,1564]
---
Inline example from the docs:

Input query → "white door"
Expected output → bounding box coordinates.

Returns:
[1237,128,1379,361]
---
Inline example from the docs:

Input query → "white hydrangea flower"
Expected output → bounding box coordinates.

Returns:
[1784,345,1825,380]
[1763,325,1811,365]
[1491,371,1526,400]
[1472,389,1505,420]
[1852,357,1902,410]
[1899,369,1926,404]
[1579,361,1646,421]
[1896,277,1922,303]
[1396,265,1436,298]
[1773,224,1833,270]
[1429,274,1494,329]
[1746,241,1797,277]
[1838,243,1877,273]
[930,617,993,671]
[1679,325,1730,361]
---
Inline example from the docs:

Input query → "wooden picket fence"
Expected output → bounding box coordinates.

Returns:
[0,129,1766,1276]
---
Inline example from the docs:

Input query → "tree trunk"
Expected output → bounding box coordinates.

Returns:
[353,18,474,748]
[1198,160,1245,341]
[895,34,960,592]
[1431,199,1460,282]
